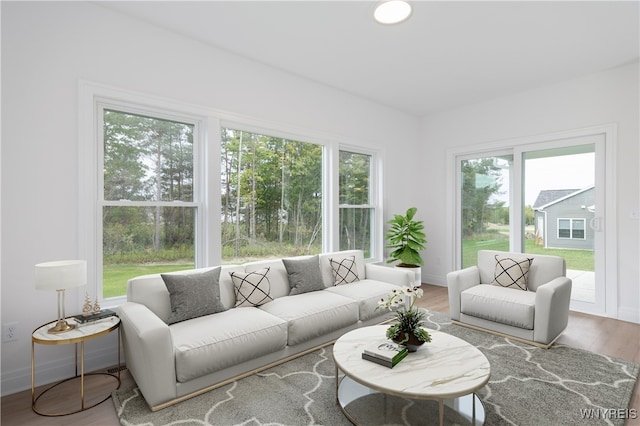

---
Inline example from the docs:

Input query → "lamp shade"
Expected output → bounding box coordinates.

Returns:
[35,260,87,291]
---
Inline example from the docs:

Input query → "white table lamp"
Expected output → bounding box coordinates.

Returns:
[35,260,87,334]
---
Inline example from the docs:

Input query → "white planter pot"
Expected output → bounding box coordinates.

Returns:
[393,265,421,287]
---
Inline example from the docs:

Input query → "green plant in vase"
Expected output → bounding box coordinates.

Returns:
[377,286,432,352]
[385,207,427,267]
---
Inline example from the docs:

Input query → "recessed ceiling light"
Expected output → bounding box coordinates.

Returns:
[374,0,412,25]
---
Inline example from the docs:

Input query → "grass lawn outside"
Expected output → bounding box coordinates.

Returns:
[462,237,594,271]
[103,263,194,298]
[103,235,593,298]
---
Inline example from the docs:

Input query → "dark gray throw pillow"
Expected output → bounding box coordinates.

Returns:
[161,267,227,325]
[282,255,325,295]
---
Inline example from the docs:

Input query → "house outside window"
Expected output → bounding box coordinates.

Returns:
[533,186,594,250]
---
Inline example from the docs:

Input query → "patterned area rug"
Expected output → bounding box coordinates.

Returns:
[113,310,639,426]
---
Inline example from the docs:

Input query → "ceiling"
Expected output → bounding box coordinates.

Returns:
[99,1,639,117]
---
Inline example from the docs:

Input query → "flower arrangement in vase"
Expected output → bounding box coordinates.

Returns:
[377,286,432,352]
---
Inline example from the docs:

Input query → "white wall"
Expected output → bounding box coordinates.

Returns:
[419,61,639,323]
[0,2,420,395]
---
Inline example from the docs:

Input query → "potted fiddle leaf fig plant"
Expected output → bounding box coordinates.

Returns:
[385,207,427,267]
[385,207,427,286]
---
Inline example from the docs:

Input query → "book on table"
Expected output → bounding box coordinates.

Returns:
[362,340,408,367]
[362,350,408,368]
[72,309,117,324]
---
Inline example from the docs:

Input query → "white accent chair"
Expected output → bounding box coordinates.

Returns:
[447,250,572,348]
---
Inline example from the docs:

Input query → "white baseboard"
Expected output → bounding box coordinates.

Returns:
[1,343,122,397]
[617,306,640,324]
[421,273,446,287]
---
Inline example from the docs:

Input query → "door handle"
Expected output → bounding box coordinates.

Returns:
[590,217,602,232]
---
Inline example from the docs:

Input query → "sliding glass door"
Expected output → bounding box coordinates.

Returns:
[520,139,603,313]
[453,130,610,316]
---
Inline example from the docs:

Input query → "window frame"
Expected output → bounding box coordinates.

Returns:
[218,124,325,261]
[557,218,586,240]
[98,106,203,301]
[79,83,216,306]
[337,147,379,258]
[80,82,384,306]
[446,124,617,318]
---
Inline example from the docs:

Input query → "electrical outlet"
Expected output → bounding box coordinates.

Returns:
[3,322,19,342]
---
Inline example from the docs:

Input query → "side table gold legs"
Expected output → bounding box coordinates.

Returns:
[31,318,121,416]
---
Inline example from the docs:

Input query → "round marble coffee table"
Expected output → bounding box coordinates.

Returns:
[333,325,490,426]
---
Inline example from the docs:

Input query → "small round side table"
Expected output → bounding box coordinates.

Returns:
[31,316,121,416]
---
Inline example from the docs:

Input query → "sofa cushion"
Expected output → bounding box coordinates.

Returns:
[230,267,274,307]
[325,279,397,321]
[329,255,360,285]
[259,291,359,345]
[461,284,536,329]
[282,255,325,295]
[161,267,227,325]
[492,255,533,291]
[170,308,287,383]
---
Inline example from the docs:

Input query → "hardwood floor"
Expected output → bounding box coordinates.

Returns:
[2,284,638,425]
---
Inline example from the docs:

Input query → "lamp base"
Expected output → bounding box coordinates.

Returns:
[47,319,76,334]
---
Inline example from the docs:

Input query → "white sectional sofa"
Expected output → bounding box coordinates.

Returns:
[118,250,414,411]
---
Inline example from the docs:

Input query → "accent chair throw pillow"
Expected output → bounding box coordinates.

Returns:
[329,255,360,285]
[282,255,325,295]
[161,267,227,325]
[230,267,274,307]
[492,255,534,291]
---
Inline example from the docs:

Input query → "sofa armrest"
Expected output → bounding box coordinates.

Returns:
[446,266,480,321]
[118,302,176,409]
[533,277,572,344]
[364,263,414,287]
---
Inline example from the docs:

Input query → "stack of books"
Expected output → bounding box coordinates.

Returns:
[72,309,118,325]
[362,340,408,368]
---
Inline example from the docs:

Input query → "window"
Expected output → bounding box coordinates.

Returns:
[100,108,200,298]
[82,84,383,303]
[339,149,375,258]
[220,127,323,263]
[558,218,586,239]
